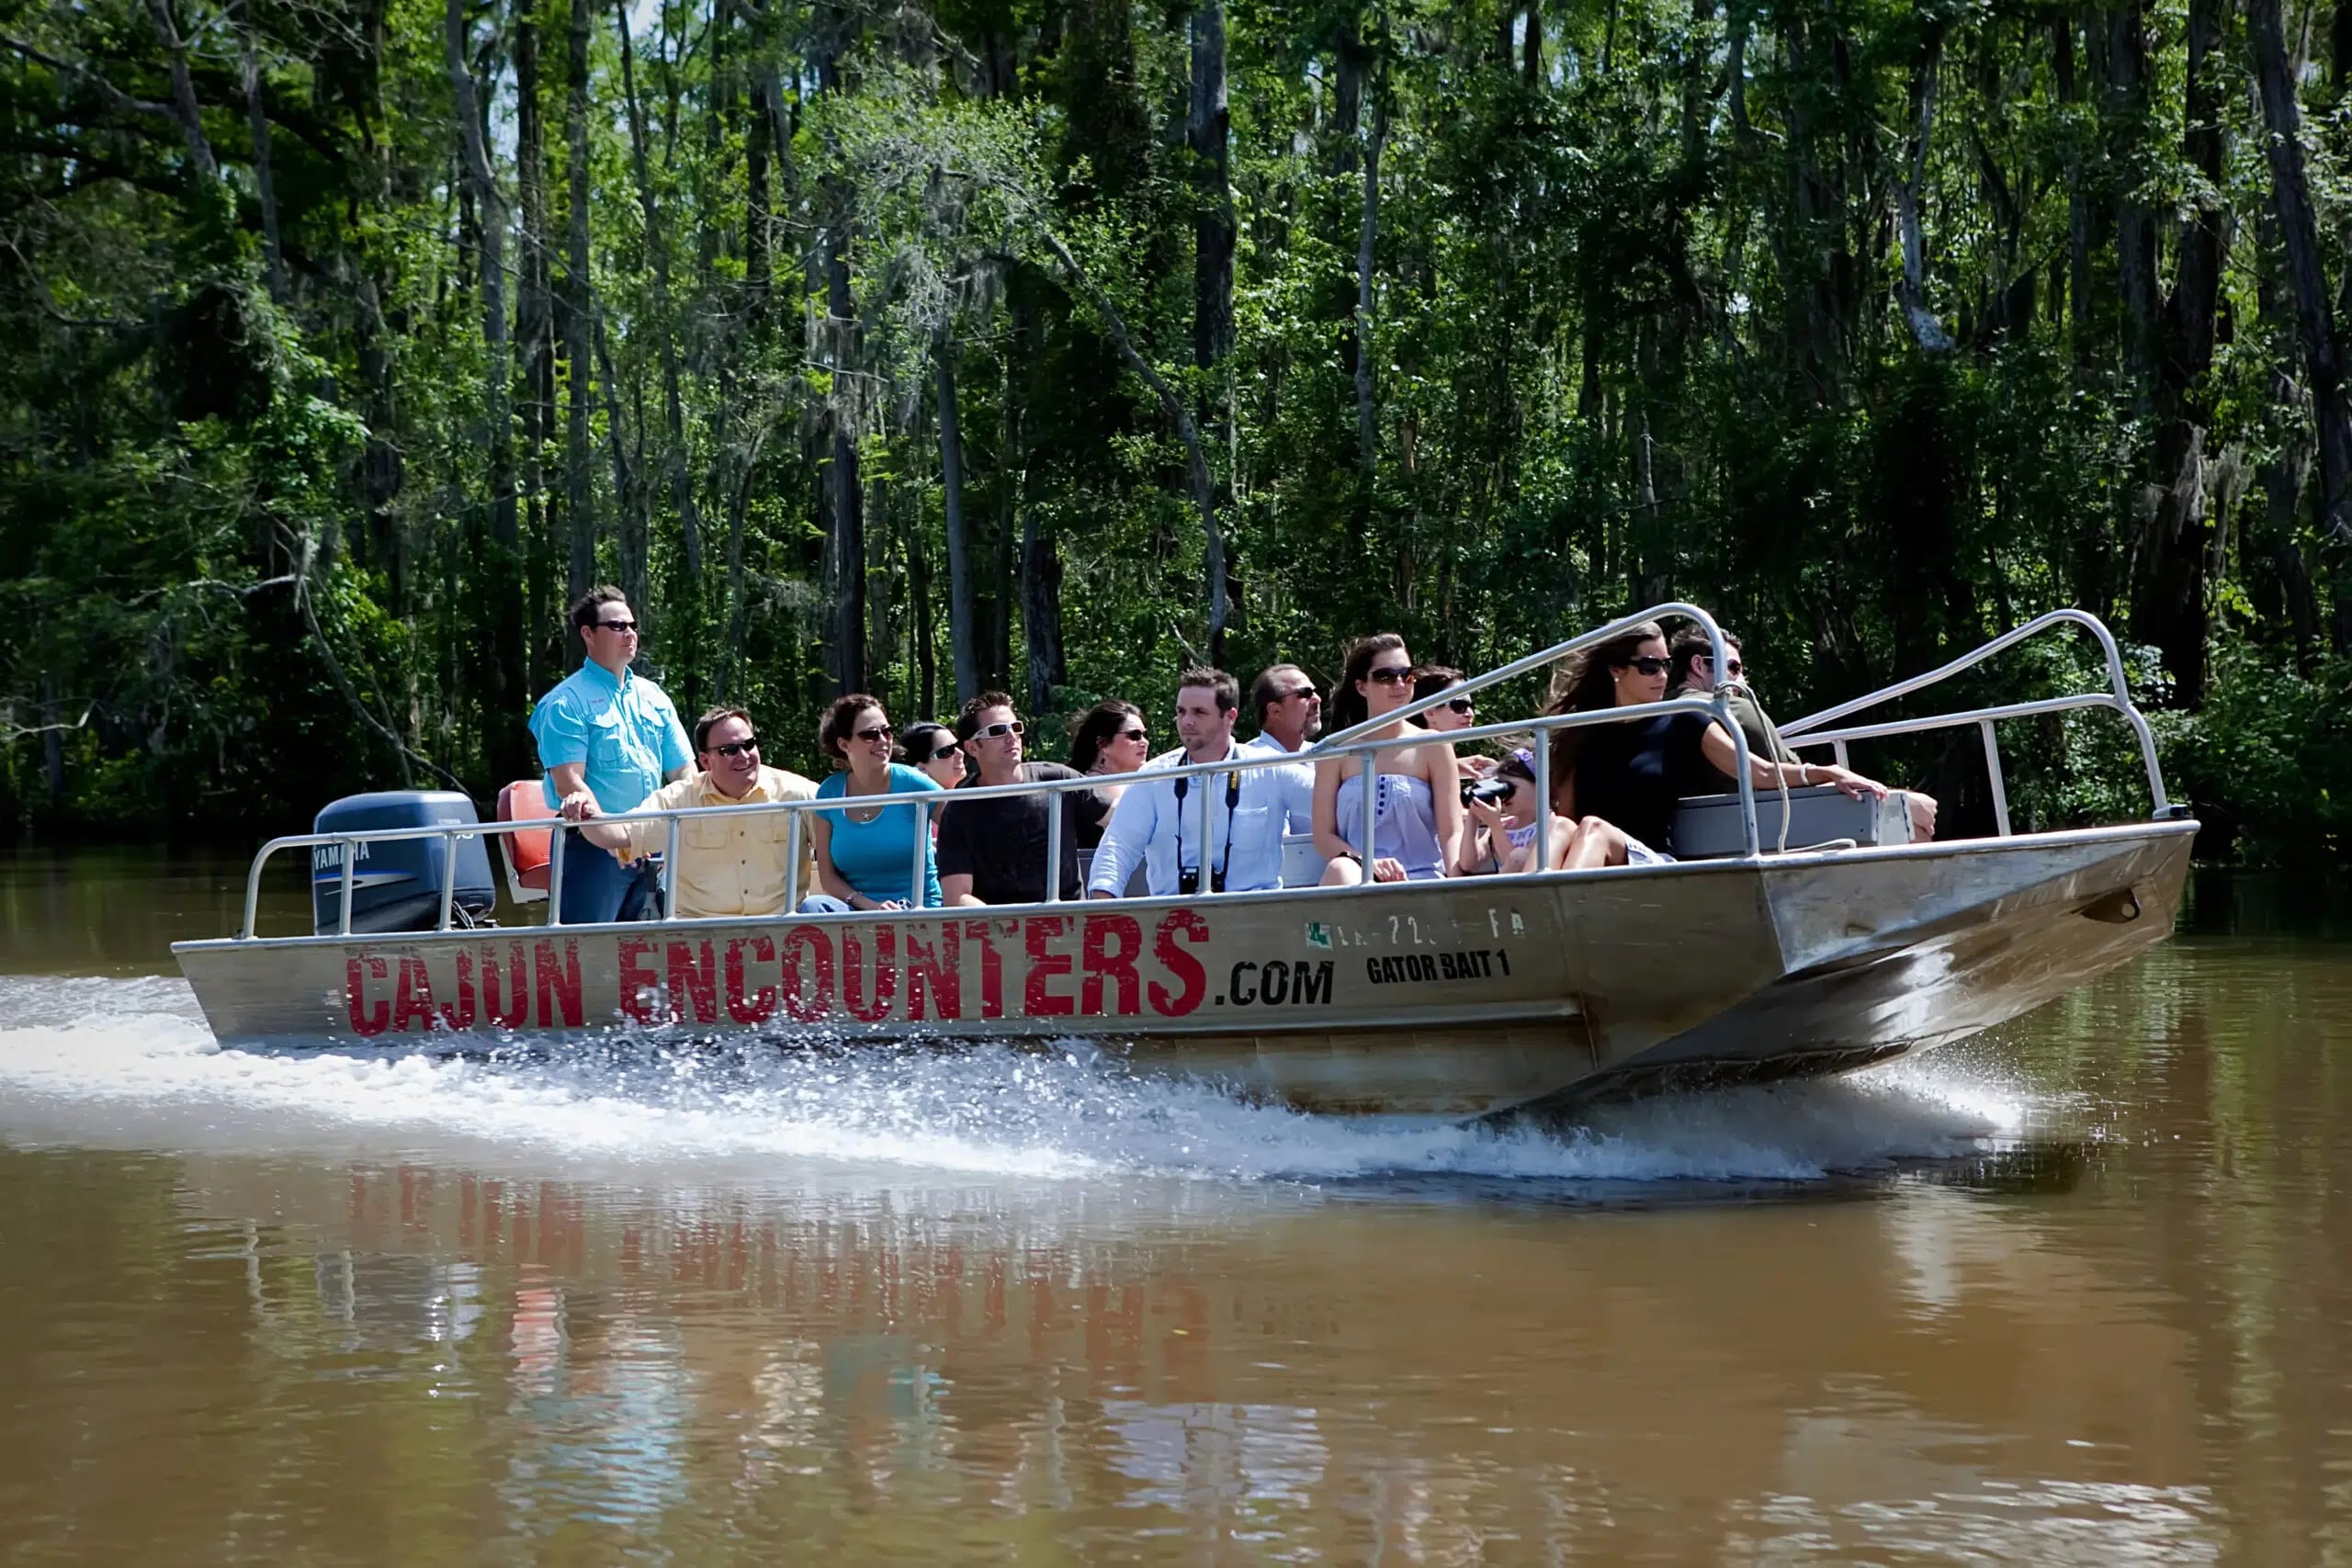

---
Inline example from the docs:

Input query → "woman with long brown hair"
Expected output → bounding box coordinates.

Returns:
[1310,634,1464,883]
[1547,620,1883,863]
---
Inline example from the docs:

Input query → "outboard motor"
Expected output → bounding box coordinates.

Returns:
[311,791,497,935]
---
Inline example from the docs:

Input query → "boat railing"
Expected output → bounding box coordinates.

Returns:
[1776,609,2179,837]
[231,686,1758,941]
[233,604,2174,940]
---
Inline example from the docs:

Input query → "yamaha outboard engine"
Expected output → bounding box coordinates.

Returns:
[311,791,497,934]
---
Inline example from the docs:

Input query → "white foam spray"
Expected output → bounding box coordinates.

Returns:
[0,974,2023,1185]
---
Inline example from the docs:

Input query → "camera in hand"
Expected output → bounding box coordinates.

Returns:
[1462,776,1516,807]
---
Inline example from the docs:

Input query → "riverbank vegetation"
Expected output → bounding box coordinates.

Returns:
[2,0,2347,863]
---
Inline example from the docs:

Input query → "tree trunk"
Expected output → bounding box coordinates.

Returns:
[2110,0,2160,402]
[2254,211,2325,651]
[744,71,773,314]
[144,0,220,184]
[514,8,557,653]
[1189,0,1235,376]
[614,0,703,580]
[1022,493,1068,717]
[445,0,526,781]
[816,11,865,695]
[596,317,649,618]
[2130,0,2228,704]
[1894,24,1954,353]
[936,325,981,703]
[1355,92,1385,473]
[2251,0,2352,651]
[235,0,287,303]
[562,0,597,607]
[1187,0,1234,663]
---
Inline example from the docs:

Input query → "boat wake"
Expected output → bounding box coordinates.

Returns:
[0,974,2023,1187]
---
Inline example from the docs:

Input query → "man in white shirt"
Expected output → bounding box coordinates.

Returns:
[1241,663,1320,755]
[1088,668,1316,897]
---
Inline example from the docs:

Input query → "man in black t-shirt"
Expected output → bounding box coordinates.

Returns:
[938,692,1102,905]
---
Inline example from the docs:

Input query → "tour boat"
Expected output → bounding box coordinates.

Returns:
[172,608,2196,1122]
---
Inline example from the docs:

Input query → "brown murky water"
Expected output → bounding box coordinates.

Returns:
[1,851,2347,1564]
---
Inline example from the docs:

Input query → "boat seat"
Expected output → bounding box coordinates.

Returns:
[494,780,556,904]
[1282,832,1329,887]
[1671,785,1915,859]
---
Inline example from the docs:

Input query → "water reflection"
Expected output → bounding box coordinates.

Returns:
[0,932,2348,1562]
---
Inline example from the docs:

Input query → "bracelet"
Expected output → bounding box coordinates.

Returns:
[1799,763,1814,786]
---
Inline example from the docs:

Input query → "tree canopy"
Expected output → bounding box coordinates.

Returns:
[2,0,2347,863]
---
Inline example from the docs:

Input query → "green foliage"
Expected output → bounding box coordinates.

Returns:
[0,0,2347,867]
[2157,647,2352,867]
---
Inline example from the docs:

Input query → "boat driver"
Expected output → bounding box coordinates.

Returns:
[1087,667,1315,897]
[567,706,820,919]
[529,586,694,922]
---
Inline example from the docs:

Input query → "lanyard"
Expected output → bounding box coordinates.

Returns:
[1171,769,1244,891]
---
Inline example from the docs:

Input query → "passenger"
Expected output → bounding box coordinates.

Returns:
[1458,750,1588,874]
[1548,621,1883,863]
[1087,668,1314,897]
[531,586,694,923]
[1309,635,1464,885]
[1668,627,1938,840]
[901,721,967,792]
[568,707,819,918]
[937,693,1098,906]
[1067,700,1150,851]
[1242,664,1322,755]
[1407,664,1497,779]
[802,694,944,912]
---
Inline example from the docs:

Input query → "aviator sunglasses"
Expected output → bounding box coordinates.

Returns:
[707,736,761,759]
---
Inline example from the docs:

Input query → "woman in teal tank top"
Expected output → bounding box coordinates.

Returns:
[808,695,944,910]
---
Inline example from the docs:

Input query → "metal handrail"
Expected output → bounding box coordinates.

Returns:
[1777,610,2174,827]
[243,605,2172,941]
[1312,603,1756,872]
[236,685,1757,940]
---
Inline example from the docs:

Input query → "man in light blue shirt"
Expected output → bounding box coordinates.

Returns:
[1088,668,1314,898]
[528,586,693,923]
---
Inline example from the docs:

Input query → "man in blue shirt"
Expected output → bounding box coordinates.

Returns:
[528,586,694,923]
[1087,668,1314,898]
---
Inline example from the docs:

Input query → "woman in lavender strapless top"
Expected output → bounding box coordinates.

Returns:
[1309,634,1467,884]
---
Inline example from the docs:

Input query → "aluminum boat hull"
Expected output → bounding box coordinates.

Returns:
[171,822,2195,1121]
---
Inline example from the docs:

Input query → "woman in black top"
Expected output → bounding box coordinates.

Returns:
[1067,700,1150,850]
[1546,621,1884,862]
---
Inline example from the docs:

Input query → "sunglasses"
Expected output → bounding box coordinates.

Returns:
[707,737,760,759]
[1618,656,1672,676]
[1366,667,1414,685]
[975,719,1026,739]
[1710,657,1746,677]
[1281,687,1318,702]
[594,619,638,634]
[854,724,895,743]
[1444,695,1476,714]
[1118,728,1149,742]
[923,742,962,762]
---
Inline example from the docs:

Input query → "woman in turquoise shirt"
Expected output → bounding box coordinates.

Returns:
[806,694,944,911]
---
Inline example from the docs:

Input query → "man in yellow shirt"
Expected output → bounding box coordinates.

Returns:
[571,707,818,918]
